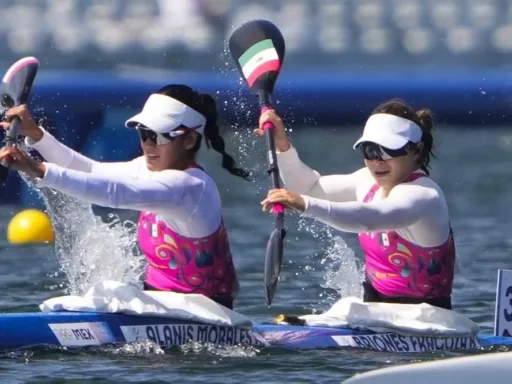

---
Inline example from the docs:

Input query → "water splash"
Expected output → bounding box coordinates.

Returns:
[297,218,364,309]
[19,147,145,295]
[319,233,364,300]
[210,44,270,195]
[180,341,261,357]
[108,340,165,356]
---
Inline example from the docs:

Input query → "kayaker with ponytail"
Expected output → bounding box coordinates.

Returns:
[0,84,250,310]
[257,99,456,310]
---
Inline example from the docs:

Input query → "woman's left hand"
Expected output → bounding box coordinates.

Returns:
[0,145,45,178]
[261,188,306,213]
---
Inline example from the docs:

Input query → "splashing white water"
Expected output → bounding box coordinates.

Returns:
[297,218,364,308]
[319,233,364,300]
[180,341,260,357]
[19,154,145,295]
[109,339,165,356]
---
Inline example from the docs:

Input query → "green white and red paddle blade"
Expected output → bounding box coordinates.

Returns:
[228,19,285,98]
[0,56,40,176]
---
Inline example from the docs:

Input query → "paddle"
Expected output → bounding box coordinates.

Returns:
[0,57,40,181]
[228,20,287,307]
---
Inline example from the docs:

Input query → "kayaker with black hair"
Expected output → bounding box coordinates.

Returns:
[0,84,251,310]
[257,99,456,310]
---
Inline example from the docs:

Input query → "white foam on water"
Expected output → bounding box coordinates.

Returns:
[108,339,165,356]
[180,341,261,357]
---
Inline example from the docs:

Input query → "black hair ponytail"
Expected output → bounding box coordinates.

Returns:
[199,94,251,181]
[156,84,251,181]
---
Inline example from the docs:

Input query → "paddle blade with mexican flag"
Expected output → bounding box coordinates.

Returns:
[0,56,40,179]
[228,20,285,98]
[229,20,286,307]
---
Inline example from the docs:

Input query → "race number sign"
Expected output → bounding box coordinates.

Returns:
[494,269,512,336]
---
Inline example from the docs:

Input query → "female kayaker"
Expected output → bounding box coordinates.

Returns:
[257,99,456,310]
[0,84,250,310]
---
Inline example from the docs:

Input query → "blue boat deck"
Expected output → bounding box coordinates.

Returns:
[0,311,510,353]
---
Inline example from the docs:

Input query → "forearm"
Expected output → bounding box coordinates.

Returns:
[302,189,436,233]
[277,145,360,201]
[26,128,140,176]
[26,128,96,172]
[36,163,197,212]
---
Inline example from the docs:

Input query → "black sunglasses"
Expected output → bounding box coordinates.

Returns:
[136,124,194,145]
[360,142,416,161]
[135,123,179,146]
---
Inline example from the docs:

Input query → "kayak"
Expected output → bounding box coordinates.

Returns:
[1,268,511,353]
[0,311,509,352]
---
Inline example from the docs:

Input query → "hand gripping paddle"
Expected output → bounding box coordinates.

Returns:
[0,57,40,181]
[228,20,286,307]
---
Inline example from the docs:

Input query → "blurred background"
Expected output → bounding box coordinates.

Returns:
[0,0,511,205]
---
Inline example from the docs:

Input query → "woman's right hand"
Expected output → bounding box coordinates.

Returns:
[0,104,43,142]
[254,109,290,152]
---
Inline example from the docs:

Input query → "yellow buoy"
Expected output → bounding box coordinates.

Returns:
[7,209,55,244]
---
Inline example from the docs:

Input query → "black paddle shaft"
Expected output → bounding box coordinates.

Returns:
[258,92,283,199]
[0,95,15,182]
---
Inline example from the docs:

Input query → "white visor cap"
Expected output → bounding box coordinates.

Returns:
[125,93,207,137]
[353,113,423,150]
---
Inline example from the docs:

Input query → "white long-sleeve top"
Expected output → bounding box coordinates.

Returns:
[276,145,451,247]
[26,129,223,238]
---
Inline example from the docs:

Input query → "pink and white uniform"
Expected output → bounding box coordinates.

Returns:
[275,144,456,300]
[26,129,239,301]
[359,173,455,298]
